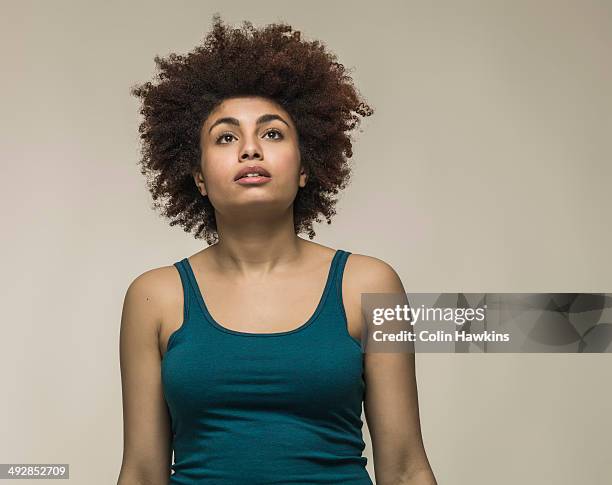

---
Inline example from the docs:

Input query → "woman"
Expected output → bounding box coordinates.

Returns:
[118,14,436,485]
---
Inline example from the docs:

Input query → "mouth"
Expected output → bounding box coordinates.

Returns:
[235,174,272,186]
[234,165,272,185]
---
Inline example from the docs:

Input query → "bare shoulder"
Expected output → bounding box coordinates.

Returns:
[344,252,406,294]
[121,264,182,341]
[340,252,407,341]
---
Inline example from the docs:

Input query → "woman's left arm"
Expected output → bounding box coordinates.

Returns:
[350,256,437,485]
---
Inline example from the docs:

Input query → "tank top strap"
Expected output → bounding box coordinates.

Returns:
[173,259,193,324]
[327,249,352,313]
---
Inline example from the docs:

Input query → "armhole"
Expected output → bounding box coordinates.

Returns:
[337,251,363,351]
[166,260,191,353]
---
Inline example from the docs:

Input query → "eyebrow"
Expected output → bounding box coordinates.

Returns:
[207,113,290,134]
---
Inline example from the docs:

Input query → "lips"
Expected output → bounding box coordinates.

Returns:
[234,165,271,181]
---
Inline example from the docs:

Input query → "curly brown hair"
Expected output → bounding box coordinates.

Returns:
[130,14,373,245]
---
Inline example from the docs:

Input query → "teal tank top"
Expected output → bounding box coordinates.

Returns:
[161,249,372,484]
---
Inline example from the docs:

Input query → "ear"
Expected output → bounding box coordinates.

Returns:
[193,169,208,197]
[298,165,308,188]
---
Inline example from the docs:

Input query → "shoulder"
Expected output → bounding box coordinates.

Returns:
[122,263,183,335]
[125,263,180,304]
[343,252,406,294]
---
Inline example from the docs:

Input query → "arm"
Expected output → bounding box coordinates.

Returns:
[351,256,437,485]
[117,270,173,485]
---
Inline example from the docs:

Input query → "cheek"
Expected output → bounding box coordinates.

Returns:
[272,145,301,174]
[201,150,234,181]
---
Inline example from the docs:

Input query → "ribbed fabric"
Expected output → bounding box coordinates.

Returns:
[161,249,372,485]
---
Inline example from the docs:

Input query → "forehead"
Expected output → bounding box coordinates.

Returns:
[204,96,294,129]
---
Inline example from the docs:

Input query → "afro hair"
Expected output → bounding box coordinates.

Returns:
[130,13,373,244]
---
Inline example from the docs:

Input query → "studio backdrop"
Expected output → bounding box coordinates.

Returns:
[1,1,611,484]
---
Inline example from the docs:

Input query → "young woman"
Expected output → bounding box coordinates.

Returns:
[118,15,436,485]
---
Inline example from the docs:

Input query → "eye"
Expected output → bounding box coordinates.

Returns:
[215,132,236,144]
[263,129,283,140]
[214,129,283,144]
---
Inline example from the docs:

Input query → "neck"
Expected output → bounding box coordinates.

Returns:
[210,207,307,274]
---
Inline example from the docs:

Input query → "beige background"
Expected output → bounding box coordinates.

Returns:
[2,1,611,484]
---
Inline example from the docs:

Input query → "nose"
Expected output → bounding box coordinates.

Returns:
[240,136,262,161]
[240,149,262,160]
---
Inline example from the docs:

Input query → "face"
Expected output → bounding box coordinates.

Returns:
[195,96,307,222]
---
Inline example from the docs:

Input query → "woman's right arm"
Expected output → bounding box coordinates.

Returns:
[117,270,173,485]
